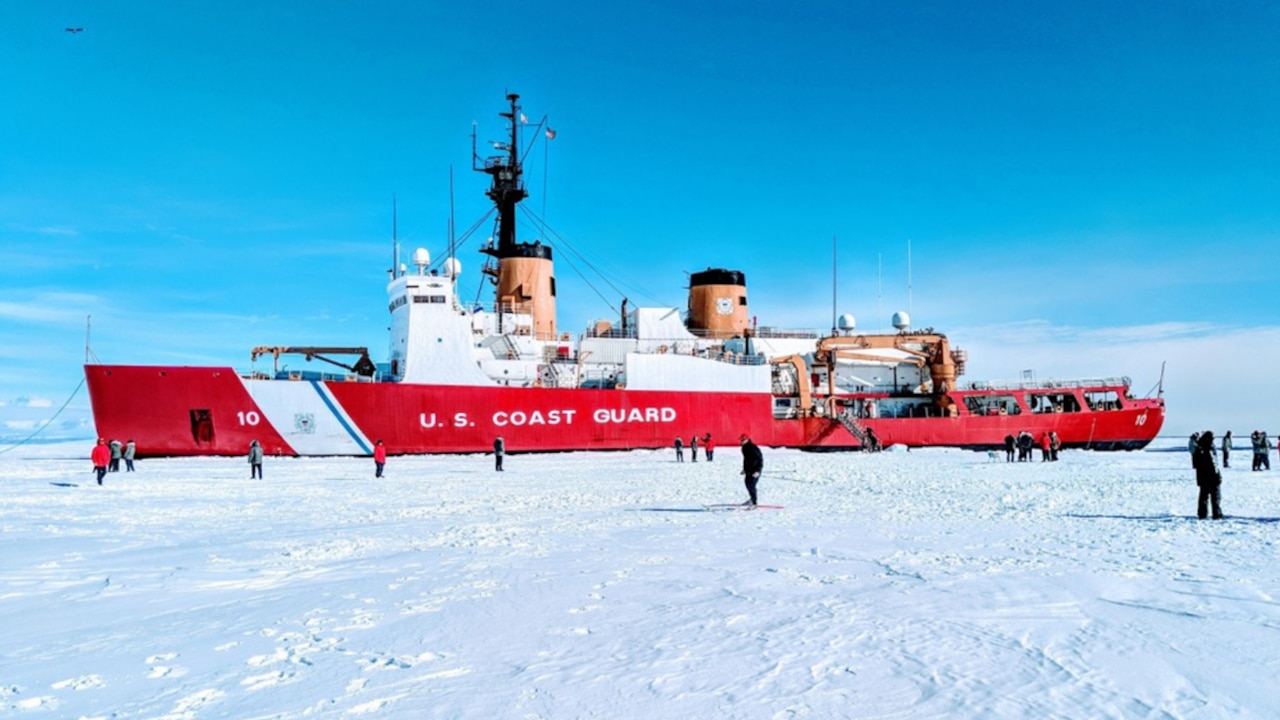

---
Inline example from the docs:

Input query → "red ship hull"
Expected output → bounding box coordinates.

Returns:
[86,364,1164,457]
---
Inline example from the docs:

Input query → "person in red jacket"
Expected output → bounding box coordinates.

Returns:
[373,439,387,478]
[90,438,110,486]
[704,433,715,462]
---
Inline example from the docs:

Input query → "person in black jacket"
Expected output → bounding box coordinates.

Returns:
[493,436,505,472]
[739,434,763,507]
[1003,434,1016,463]
[1192,431,1223,520]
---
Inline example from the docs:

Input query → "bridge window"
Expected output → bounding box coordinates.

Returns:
[963,394,1021,416]
[1084,390,1123,411]
[1027,392,1081,413]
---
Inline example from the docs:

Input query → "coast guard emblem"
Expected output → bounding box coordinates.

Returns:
[294,413,316,434]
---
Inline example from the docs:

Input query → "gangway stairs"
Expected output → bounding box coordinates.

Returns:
[836,409,874,449]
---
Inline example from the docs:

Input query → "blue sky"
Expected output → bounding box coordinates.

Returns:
[2,0,1278,441]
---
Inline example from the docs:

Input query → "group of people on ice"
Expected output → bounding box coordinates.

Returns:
[92,430,774,507]
[89,438,136,484]
[672,433,717,462]
[672,433,764,506]
[1187,429,1275,520]
[1191,430,1272,471]
[1003,431,1061,462]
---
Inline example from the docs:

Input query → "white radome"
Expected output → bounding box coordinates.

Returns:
[837,313,856,332]
[412,248,430,273]
[444,258,462,277]
[892,311,911,330]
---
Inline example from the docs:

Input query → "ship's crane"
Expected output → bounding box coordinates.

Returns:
[813,333,961,394]
[250,346,377,377]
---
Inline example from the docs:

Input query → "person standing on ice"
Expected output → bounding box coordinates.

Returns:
[108,438,122,472]
[1222,431,1232,468]
[673,436,684,462]
[1017,431,1033,462]
[1003,434,1015,463]
[739,433,763,507]
[704,434,715,462]
[123,439,137,472]
[690,435,699,462]
[91,438,110,486]
[373,439,387,478]
[1192,431,1224,519]
[248,440,264,479]
[494,435,505,471]
[1040,432,1052,462]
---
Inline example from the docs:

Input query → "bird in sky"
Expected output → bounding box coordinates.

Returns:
[65,27,84,34]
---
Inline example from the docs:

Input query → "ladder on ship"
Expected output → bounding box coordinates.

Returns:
[498,335,521,360]
[539,361,570,389]
[835,409,874,449]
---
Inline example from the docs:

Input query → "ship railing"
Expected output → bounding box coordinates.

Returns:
[592,327,638,340]
[964,376,1132,392]
[581,325,820,341]
[704,349,768,366]
[753,326,822,339]
[680,327,821,340]
[626,339,768,366]
[252,369,384,383]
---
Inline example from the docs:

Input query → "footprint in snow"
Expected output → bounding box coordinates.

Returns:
[51,675,104,690]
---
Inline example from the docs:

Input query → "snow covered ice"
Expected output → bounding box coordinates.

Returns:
[2,442,1279,718]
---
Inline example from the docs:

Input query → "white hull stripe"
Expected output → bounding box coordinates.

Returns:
[241,377,371,455]
[309,381,372,454]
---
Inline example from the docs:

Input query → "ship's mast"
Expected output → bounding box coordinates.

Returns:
[479,93,528,255]
[391,194,399,280]
[474,92,558,339]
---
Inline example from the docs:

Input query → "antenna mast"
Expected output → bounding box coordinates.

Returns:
[392,194,399,280]
[449,165,456,269]
[907,238,913,316]
[831,235,837,336]
[477,92,527,256]
[877,252,883,334]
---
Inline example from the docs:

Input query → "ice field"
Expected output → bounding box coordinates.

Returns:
[2,441,1278,718]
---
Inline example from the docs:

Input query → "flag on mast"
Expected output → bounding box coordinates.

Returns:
[545,128,556,140]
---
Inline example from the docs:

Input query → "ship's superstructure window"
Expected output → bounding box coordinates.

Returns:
[1026,392,1081,413]
[389,296,408,313]
[1084,390,1123,411]
[963,395,1022,416]
[413,295,448,304]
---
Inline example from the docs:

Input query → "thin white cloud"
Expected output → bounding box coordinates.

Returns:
[0,301,83,324]
[953,320,1219,347]
[18,396,54,408]
[0,291,105,325]
[38,226,80,237]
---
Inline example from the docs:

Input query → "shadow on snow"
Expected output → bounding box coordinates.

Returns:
[1067,513,1280,524]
